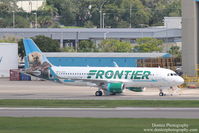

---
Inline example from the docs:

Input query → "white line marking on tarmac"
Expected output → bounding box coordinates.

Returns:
[0,107,199,111]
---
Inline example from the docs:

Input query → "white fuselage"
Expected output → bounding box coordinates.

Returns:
[51,66,184,88]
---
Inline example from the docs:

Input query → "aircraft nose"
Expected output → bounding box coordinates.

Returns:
[177,77,184,85]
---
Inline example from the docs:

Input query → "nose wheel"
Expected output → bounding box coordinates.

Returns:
[95,91,103,96]
[159,89,166,96]
[159,92,165,96]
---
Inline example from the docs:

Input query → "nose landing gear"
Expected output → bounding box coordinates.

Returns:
[159,92,166,96]
[159,89,166,96]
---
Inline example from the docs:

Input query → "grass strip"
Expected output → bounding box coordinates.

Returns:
[0,99,198,108]
[0,117,198,133]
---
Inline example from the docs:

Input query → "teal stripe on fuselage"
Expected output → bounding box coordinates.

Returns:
[64,80,75,82]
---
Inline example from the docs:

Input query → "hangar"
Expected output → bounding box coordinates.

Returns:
[42,52,171,67]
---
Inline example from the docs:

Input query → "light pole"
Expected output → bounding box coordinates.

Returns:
[99,0,107,28]
[12,11,15,28]
[33,12,37,28]
[103,13,106,28]
[29,0,32,12]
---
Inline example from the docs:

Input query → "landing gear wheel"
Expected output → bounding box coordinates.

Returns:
[95,91,103,96]
[159,92,164,96]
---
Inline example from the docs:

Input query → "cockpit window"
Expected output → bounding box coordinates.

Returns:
[168,73,178,76]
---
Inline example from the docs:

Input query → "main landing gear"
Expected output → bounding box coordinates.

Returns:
[95,84,104,96]
[95,91,103,96]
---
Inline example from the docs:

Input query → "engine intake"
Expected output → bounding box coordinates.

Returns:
[103,83,124,95]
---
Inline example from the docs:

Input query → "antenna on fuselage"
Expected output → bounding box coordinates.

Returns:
[113,61,119,67]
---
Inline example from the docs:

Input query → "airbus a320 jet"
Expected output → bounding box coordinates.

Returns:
[23,39,184,96]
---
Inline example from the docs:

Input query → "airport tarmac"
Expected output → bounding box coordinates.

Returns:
[0,107,199,118]
[0,78,199,100]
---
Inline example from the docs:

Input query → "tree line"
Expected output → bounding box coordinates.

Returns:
[0,35,181,58]
[15,35,179,58]
[0,0,181,28]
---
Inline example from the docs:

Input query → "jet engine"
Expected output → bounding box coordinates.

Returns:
[103,83,125,95]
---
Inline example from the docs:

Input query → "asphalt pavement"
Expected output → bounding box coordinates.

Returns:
[0,78,199,100]
[0,107,198,118]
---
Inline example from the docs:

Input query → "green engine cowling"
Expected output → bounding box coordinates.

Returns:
[106,83,125,94]
[127,87,145,92]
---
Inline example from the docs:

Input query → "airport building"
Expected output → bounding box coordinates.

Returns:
[182,0,199,76]
[0,28,181,52]
[16,0,45,12]
[0,43,18,77]
[44,52,171,67]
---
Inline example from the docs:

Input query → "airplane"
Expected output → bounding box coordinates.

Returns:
[23,38,184,96]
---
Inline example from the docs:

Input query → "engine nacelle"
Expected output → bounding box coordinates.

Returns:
[103,83,124,95]
[127,87,145,92]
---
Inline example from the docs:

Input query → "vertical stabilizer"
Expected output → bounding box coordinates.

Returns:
[23,38,52,78]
